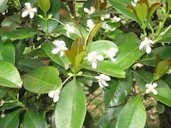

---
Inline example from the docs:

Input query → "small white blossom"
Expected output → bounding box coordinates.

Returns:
[95,74,111,88]
[48,89,61,102]
[145,83,158,95]
[101,14,110,21]
[102,22,116,32]
[65,24,75,37]
[22,2,37,19]
[52,40,68,56]
[139,37,154,54]
[131,0,138,7]
[84,7,95,15]
[132,63,144,70]
[111,16,121,22]
[87,51,104,69]
[104,48,118,62]
[87,19,95,30]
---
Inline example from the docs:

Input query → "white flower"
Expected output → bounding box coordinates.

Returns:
[111,16,121,22]
[101,14,110,21]
[22,2,37,19]
[95,74,111,88]
[132,63,144,70]
[104,48,118,62]
[48,89,61,102]
[87,19,95,30]
[87,51,104,69]
[52,40,68,56]
[102,22,116,32]
[139,37,154,54]
[84,7,95,15]
[131,0,138,7]
[65,24,75,37]
[145,83,158,95]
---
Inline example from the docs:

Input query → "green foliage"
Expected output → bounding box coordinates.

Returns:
[23,110,48,128]
[116,96,146,128]
[55,79,86,128]
[23,66,62,93]
[0,0,171,127]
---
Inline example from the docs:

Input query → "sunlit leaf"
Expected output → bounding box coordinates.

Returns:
[55,79,86,128]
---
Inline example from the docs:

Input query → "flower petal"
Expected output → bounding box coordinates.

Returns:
[152,89,158,95]
[92,61,97,69]
[22,11,29,18]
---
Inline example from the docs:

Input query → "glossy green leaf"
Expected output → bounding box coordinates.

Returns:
[0,41,15,64]
[104,71,132,106]
[0,61,22,88]
[42,42,70,69]
[55,79,86,128]
[37,0,51,14]
[1,28,38,40]
[116,96,146,128]
[140,46,171,66]
[23,66,61,93]
[82,61,126,78]
[0,0,8,12]
[154,60,171,80]
[109,0,137,21]
[115,33,144,69]
[152,88,171,107]
[16,58,44,72]
[23,110,48,128]
[0,110,20,128]
[88,40,118,53]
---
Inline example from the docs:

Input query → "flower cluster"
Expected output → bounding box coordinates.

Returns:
[86,47,118,69]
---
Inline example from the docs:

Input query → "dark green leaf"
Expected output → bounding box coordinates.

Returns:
[55,79,86,128]
[104,71,133,106]
[116,96,146,128]
[109,0,137,21]
[0,41,15,64]
[0,61,22,88]
[0,0,8,12]
[23,66,61,93]
[1,28,38,40]
[154,60,171,80]
[115,33,144,69]
[23,110,48,128]
[140,46,171,66]
[152,88,171,107]
[0,110,20,128]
